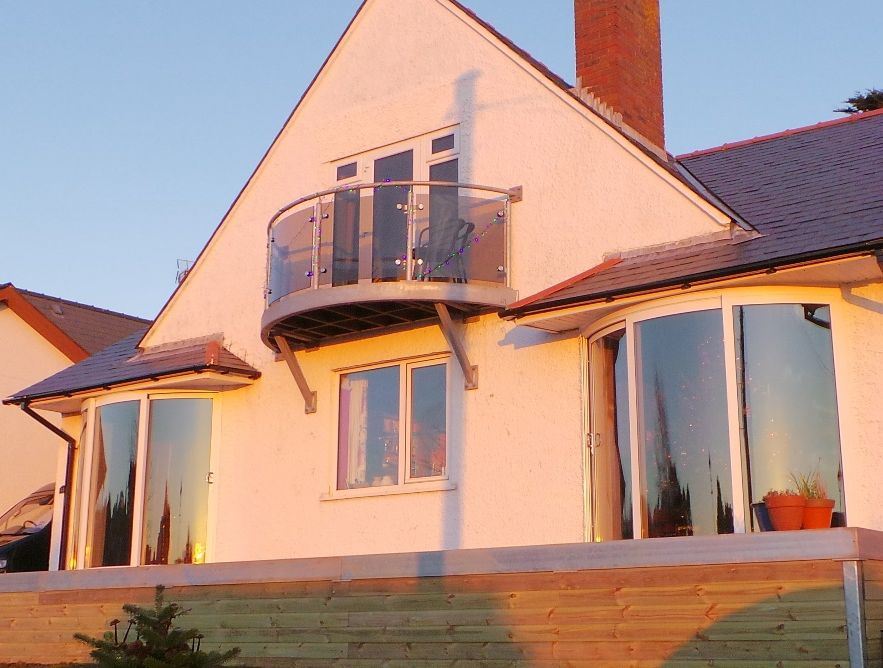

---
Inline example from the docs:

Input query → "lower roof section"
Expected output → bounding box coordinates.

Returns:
[4,330,259,410]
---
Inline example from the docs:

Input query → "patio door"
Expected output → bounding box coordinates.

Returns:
[587,326,634,541]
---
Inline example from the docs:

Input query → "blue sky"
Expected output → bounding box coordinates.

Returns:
[1,1,880,318]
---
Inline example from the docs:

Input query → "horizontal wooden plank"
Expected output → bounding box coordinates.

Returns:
[226,661,850,668]
[227,661,850,668]
[38,586,153,606]
[190,619,846,645]
[339,561,844,595]
[178,597,845,627]
[862,559,883,582]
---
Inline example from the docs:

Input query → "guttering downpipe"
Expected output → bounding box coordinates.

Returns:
[19,401,76,571]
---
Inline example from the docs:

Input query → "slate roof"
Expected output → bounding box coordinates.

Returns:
[504,109,883,317]
[1,284,150,355]
[5,330,260,404]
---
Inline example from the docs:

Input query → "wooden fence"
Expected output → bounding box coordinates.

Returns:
[1,528,881,666]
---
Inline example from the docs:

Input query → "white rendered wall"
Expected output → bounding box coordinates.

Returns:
[0,307,71,513]
[82,0,765,562]
[209,314,584,562]
[832,282,883,530]
[142,0,727,356]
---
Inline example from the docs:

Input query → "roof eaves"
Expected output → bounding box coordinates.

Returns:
[4,363,262,406]
[504,241,883,319]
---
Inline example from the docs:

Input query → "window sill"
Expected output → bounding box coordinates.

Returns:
[320,480,456,501]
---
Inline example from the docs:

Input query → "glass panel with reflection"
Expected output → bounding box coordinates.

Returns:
[735,304,845,527]
[591,330,633,540]
[409,364,447,479]
[142,399,213,565]
[635,310,734,537]
[331,189,360,286]
[337,366,400,489]
[86,401,139,567]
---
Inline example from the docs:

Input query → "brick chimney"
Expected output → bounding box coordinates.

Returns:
[574,0,665,149]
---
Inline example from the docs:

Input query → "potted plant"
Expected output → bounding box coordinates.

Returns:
[762,488,806,531]
[792,470,836,529]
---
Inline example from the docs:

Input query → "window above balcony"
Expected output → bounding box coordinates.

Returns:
[261,129,519,351]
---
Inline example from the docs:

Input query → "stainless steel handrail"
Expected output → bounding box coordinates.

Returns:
[266,181,518,233]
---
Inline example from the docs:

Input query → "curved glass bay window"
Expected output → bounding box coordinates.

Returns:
[80,395,214,567]
[589,298,845,540]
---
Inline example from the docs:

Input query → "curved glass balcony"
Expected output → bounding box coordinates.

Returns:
[262,181,518,350]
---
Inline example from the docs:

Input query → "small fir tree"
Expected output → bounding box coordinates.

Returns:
[835,88,883,114]
[74,585,240,667]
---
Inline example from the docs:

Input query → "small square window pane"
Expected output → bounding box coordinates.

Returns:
[410,364,446,478]
[336,162,357,180]
[431,134,455,154]
[338,366,400,489]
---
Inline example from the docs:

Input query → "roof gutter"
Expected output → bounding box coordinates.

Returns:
[19,402,76,572]
[3,364,261,408]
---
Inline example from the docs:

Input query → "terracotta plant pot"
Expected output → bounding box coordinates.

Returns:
[802,498,835,529]
[764,494,806,531]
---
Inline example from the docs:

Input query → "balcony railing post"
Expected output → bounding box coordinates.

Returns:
[405,185,416,281]
[310,202,320,289]
[504,196,511,288]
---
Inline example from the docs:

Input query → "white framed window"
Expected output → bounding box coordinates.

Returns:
[586,290,846,541]
[329,126,460,184]
[334,356,450,494]
[73,392,217,568]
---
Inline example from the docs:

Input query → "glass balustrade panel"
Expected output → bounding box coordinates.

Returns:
[269,206,315,302]
[412,187,506,285]
[326,191,361,287]
[372,151,413,281]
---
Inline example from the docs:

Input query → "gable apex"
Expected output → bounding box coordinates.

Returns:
[141,0,730,349]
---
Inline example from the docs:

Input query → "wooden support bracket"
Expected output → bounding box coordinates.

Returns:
[435,303,478,390]
[274,335,318,413]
